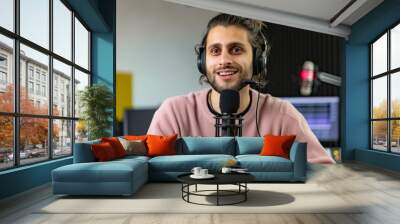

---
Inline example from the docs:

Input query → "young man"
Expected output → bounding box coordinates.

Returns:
[147,14,334,164]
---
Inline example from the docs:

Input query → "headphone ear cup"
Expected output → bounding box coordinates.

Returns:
[197,47,206,75]
[252,48,261,76]
[252,47,268,77]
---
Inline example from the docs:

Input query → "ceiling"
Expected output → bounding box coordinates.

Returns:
[163,0,384,38]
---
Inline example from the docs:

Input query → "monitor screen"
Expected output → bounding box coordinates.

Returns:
[282,96,339,143]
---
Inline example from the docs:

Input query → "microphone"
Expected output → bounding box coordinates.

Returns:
[298,61,342,96]
[215,89,243,136]
[299,61,316,96]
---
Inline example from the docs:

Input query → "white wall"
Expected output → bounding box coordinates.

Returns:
[117,0,217,108]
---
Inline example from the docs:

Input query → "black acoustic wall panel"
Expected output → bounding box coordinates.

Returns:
[261,22,345,97]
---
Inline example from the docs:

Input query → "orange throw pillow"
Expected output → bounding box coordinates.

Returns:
[124,135,147,141]
[260,135,296,159]
[101,137,127,158]
[146,134,177,157]
[91,142,117,161]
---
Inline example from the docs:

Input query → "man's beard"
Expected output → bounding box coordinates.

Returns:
[206,73,247,93]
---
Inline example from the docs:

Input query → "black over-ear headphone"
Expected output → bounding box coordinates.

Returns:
[196,30,268,78]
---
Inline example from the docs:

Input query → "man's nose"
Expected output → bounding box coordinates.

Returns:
[218,49,233,66]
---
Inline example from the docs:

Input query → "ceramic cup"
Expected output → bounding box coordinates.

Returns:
[199,169,208,176]
[221,167,232,174]
[191,167,202,176]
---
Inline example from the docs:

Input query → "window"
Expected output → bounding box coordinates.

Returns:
[370,23,400,154]
[0,0,91,170]
[28,81,34,94]
[0,53,9,86]
[0,34,13,113]
[0,54,7,67]
[35,70,40,81]
[28,67,34,80]
[0,0,14,32]
[42,85,46,97]
[35,83,40,95]
[0,71,6,85]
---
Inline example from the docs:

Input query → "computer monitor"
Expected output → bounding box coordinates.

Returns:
[282,96,340,144]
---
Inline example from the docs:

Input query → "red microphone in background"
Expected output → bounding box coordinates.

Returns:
[299,61,316,96]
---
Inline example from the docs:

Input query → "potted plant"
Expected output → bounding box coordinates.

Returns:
[79,84,113,140]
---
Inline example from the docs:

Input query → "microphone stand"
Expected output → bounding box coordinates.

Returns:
[214,113,243,137]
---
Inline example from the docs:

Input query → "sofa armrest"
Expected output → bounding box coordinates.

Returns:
[289,142,307,181]
[73,140,100,163]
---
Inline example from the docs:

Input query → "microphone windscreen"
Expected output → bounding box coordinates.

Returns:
[220,89,240,114]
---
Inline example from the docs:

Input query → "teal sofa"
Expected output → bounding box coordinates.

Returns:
[52,137,307,196]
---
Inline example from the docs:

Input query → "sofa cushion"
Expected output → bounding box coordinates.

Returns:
[148,154,235,172]
[101,137,127,158]
[147,134,178,157]
[177,137,236,155]
[91,142,118,161]
[260,135,296,159]
[118,138,147,156]
[236,155,293,172]
[236,137,263,155]
[53,158,148,183]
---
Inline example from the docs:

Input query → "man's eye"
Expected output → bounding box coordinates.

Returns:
[210,48,220,55]
[231,47,243,54]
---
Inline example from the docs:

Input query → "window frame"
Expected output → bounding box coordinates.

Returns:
[0,0,92,171]
[370,20,400,154]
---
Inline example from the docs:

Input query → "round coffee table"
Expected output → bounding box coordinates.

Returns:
[176,172,255,206]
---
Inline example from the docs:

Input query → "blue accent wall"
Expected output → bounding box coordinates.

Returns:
[344,0,400,171]
[0,0,116,200]
[0,158,72,199]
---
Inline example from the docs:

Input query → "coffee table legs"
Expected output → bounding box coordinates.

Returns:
[181,183,249,206]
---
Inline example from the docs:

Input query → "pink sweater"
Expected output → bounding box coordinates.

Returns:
[148,88,335,164]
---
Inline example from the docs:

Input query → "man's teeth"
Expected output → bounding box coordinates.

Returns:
[218,71,237,76]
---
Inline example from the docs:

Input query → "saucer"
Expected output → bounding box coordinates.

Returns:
[190,174,215,179]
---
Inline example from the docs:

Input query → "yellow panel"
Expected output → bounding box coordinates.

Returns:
[116,71,133,122]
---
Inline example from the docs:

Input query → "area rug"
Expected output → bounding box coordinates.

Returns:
[37,183,362,214]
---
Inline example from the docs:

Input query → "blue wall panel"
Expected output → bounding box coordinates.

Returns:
[0,158,72,199]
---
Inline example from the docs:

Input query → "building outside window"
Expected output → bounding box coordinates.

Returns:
[370,22,400,154]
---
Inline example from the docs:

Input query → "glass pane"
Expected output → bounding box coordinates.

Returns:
[74,17,89,70]
[372,33,387,76]
[75,120,88,143]
[391,120,400,153]
[20,117,49,165]
[0,34,14,112]
[372,121,388,151]
[53,59,72,117]
[372,77,387,119]
[391,24,400,70]
[53,0,72,60]
[53,119,72,158]
[0,0,14,31]
[391,72,400,118]
[74,69,89,118]
[20,0,49,49]
[0,116,13,170]
[20,44,49,115]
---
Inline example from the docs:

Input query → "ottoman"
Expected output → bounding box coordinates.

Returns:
[52,157,148,196]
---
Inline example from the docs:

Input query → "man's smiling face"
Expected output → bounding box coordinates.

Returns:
[205,25,253,92]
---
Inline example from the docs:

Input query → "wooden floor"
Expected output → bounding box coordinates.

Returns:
[1,162,400,224]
